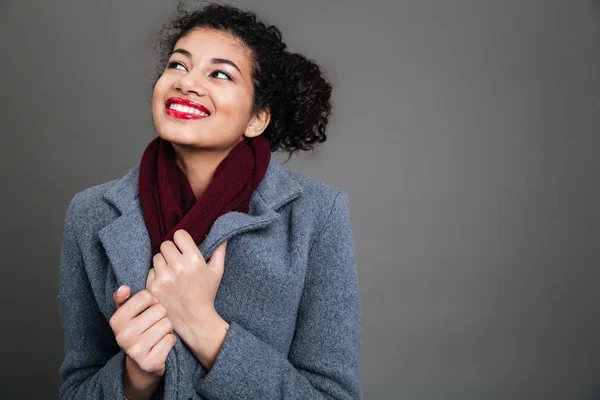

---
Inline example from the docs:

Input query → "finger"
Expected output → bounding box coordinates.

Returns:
[128,329,174,375]
[173,229,202,260]
[113,289,157,324]
[208,241,228,272]
[146,268,155,289]
[152,252,168,275]
[159,240,183,267]
[133,303,169,336]
[139,317,174,350]
[113,285,131,309]
[147,333,176,364]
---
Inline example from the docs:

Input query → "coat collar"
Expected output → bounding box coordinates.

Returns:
[98,152,302,295]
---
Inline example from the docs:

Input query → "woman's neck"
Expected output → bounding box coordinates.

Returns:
[172,145,228,200]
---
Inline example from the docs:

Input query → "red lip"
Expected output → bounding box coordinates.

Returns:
[165,96,211,115]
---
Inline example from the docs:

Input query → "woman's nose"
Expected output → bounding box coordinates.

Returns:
[174,72,207,96]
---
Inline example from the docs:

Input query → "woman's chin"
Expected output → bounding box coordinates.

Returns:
[157,130,200,146]
[155,127,242,152]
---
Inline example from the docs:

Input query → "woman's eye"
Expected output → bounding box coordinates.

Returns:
[167,61,186,71]
[211,70,232,80]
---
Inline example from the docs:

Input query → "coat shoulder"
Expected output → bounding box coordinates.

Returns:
[65,176,123,235]
[284,170,349,229]
[288,170,344,203]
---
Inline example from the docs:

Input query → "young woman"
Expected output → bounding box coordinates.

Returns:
[58,3,362,399]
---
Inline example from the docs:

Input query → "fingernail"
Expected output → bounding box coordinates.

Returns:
[117,285,126,294]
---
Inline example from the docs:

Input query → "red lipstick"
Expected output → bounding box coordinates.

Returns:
[165,96,211,120]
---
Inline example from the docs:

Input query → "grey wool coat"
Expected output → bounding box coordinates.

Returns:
[58,152,362,400]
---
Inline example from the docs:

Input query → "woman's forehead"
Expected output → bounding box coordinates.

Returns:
[175,28,250,58]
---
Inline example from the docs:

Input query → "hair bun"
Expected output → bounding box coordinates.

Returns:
[266,51,332,156]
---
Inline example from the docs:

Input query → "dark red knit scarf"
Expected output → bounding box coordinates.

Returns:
[139,135,271,256]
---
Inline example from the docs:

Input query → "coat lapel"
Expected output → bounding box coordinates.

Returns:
[98,152,302,295]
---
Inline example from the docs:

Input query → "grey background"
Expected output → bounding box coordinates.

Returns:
[0,0,599,399]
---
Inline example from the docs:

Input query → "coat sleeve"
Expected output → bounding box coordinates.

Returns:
[193,191,363,399]
[58,193,128,399]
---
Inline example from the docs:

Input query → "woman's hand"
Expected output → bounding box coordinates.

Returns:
[146,229,230,368]
[110,286,176,397]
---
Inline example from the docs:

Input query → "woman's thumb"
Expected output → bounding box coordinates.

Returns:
[208,241,228,271]
[113,285,130,309]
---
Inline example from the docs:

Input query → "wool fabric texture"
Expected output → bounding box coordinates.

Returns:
[138,135,271,256]
[58,152,362,399]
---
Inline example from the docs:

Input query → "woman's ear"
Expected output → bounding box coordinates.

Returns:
[244,108,271,138]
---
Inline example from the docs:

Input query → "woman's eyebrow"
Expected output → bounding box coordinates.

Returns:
[211,58,243,76]
[169,48,243,76]
[170,48,193,59]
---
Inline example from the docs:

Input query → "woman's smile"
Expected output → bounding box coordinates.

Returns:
[165,96,211,120]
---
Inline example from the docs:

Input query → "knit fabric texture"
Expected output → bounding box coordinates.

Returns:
[139,135,271,256]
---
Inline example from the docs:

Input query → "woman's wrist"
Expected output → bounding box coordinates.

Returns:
[123,355,164,400]
[189,311,230,370]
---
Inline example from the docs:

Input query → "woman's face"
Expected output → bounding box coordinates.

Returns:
[152,28,269,151]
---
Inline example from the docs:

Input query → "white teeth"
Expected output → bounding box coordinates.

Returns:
[168,103,209,116]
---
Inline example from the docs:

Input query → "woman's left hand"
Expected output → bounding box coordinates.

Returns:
[146,229,230,368]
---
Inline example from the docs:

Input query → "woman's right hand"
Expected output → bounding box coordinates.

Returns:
[110,285,176,379]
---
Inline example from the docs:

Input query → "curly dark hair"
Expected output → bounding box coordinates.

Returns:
[153,1,333,157]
